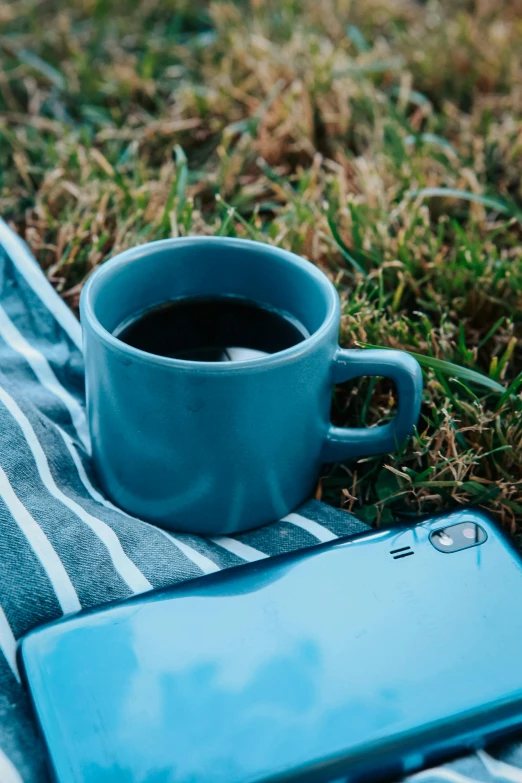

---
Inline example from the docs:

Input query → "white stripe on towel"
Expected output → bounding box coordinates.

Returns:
[0,304,90,452]
[210,536,268,562]
[0,464,80,614]
[0,218,82,350]
[0,606,20,683]
[58,427,124,509]
[281,512,338,543]
[404,767,483,783]
[477,750,522,783]
[0,747,24,783]
[158,530,221,575]
[0,384,152,595]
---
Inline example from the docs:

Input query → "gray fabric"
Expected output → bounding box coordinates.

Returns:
[0,219,520,783]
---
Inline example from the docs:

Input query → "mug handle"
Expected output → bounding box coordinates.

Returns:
[322,348,423,462]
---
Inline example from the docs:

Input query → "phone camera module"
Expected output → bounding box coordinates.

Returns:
[430,521,487,553]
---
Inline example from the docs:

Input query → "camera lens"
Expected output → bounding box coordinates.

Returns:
[429,521,487,553]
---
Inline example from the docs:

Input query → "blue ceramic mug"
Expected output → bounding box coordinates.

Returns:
[81,237,423,535]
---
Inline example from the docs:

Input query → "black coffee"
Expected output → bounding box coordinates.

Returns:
[114,296,308,362]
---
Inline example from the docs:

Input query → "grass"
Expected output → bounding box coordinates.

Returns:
[1,0,522,531]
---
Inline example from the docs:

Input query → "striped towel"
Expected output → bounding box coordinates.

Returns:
[0,218,520,783]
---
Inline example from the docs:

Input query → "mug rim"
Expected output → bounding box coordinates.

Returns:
[80,236,340,372]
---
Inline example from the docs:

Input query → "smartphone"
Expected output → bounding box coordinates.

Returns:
[20,509,522,783]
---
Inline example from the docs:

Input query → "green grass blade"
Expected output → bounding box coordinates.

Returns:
[404,134,458,159]
[174,145,188,210]
[407,187,512,215]
[495,372,522,410]
[478,317,505,350]
[346,25,370,52]
[357,343,505,393]
[327,214,368,276]
[17,50,65,90]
